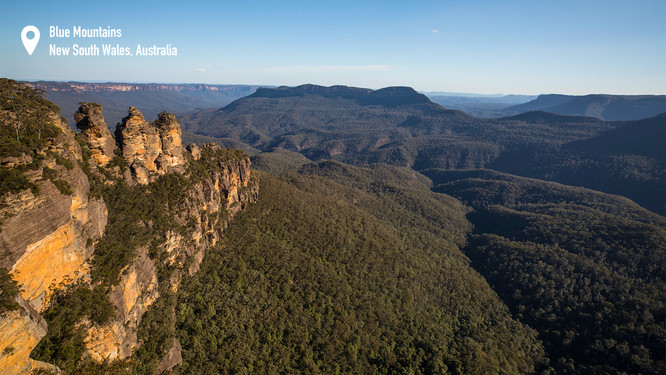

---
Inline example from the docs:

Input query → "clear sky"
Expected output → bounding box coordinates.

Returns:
[0,0,664,94]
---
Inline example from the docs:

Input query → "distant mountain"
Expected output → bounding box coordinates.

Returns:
[181,83,613,160]
[502,110,605,124]
[493,114,666,214]
[248,84,433,106]
[426,94,536,118]
[23,81,261,127]
[181,83,666,214]
[503,94,666,121]
[179,83,474,161]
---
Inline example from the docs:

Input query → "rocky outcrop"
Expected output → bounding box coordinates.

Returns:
[79,143,258,364]
[83,248,158,362]
[74,103,116,167]
[155,338,182,374]
[186,143,201,161]
[0,297,59,374]
[179,144,258,275]
[154,112,187,173]
[0,119,107,313]
[115,106,162,184]
[115,107,187,185]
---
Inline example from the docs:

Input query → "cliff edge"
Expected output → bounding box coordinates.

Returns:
[0,79,257,374]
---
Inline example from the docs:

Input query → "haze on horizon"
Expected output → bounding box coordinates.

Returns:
[1,0,664,95]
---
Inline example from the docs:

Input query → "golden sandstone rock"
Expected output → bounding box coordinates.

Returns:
[114,107,186,185]
[1,96,257,373]
[74,103,116,167]
[0,297,59,374]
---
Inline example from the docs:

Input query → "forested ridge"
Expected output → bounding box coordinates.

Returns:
[428,169,666,374]
[174,167,546,374]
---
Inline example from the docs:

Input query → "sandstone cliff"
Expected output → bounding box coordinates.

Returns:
[0,81,257,374]
[0,88,108,374]
[0,297,59,374]
[79,143,258,367]
[83,247,159,362]
[154,111,186,174]
[0,117,107,313]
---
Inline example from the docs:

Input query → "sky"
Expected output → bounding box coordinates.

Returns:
[0,0,664,95]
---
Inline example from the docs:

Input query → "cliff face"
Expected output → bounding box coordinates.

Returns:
[26,81,258,93]
[176,144,257,276]
[0,82,257,374]
[74,103,116,167]
[0,106,107,374]
[84,248,159,362]
[0,118,107,313]
[0,297,59,374]
[80,144,258,364]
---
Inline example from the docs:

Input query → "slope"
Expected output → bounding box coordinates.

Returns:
[492,114,666,214]
[425,168,666,374]
[174,163,546,374]
[503,94,666,121]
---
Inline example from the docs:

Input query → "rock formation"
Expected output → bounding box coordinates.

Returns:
[83,248,159,362]
[0,297,59,374]
[186,143,201,161]
[0,119,107,313]
[177,143,257,275]
[0,111,107,374]
[115,106,187,184]
[74,102,116,167]
[79,143,258,363]
[115,106,162,184]
[0,82,258,374]
[154,111,187,173]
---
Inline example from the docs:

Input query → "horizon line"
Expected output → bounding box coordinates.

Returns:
[9,78,666,97]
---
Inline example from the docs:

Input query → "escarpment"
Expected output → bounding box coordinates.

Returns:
[0,297,59,374]
[0,81,257,374]
[77,144,257,367]
[0,84,107,373]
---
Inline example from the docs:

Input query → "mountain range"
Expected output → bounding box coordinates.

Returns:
[177,84,664,215]
[501,94,666,121]
[27,81,665,123]
[24,81,261,128]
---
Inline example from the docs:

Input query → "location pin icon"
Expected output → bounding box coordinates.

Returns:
[21,26,40,55]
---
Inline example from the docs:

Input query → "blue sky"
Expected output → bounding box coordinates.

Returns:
[0,0,664,94]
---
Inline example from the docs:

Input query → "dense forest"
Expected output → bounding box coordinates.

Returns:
[174,166,545,374]
[427,169,666,374]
